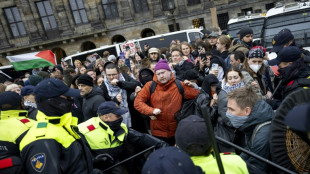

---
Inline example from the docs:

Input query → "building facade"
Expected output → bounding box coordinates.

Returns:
[0,0,286,65]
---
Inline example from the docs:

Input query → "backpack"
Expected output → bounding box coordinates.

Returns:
[149,79,202,123]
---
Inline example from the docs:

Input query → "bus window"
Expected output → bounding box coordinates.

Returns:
[188,32,202,42]
[264,9,310,49]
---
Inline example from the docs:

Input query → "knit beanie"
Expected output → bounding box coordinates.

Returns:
[182,69,199,81]
[248,48,264,59]
[239,27,253,40]
[28,75,43,86]
[154,59,171,72]
[55,64,63,74]
[77,74,93,86]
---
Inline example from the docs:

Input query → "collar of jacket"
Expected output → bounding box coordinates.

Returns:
[36,111,80,139]
[0,110,28,120]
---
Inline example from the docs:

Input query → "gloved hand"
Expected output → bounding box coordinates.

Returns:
[93,153,115,170]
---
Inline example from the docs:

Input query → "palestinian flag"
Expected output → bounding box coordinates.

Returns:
[7,50,56,71]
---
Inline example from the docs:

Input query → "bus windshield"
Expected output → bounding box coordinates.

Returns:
[264,8,310,50]
[228,18,265,39]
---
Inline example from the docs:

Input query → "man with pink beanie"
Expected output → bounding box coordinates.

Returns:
[134,59,199,145]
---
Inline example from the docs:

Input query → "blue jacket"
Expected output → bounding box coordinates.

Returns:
[239,100,274,172]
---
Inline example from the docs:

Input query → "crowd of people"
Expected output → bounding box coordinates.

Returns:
[0,26,310,174]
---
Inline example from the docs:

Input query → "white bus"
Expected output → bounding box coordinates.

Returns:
[263,2,310,51]
[227,12,266,43]
[64,29,203,65]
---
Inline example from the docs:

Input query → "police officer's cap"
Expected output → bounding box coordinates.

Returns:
[175,115,211,156]
[97,101,128,116]
[0,91,22,111]
[34,78,80,100]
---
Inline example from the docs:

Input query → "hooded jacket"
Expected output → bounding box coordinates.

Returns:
[215,100,273,172]
[239,100,274,172]
[82,87,106,120]
[134,73,199,137]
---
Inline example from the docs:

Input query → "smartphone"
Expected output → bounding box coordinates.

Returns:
[200,53,207,61]
[211,63,219,71]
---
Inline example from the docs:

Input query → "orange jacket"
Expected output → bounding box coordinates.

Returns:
[134,73,199,138]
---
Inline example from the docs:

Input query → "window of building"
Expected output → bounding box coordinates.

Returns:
[217,13,229,30]
[36,1,57,30]
[161,0,174,11]
[254,9,262,13]
[4,6,26,37]
[188,0,201,6]
[241,7,253,16]
[102,0,119,19]
[133,0,149,13]
[69,0,88,24]
[265,3,275,11]
[192,18,205,29]
[168,23,180,32]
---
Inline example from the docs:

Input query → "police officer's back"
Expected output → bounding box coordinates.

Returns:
[19,78,93,174]
[0,92,34,174]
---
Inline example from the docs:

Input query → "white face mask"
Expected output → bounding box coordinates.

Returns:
[249,64,262,73]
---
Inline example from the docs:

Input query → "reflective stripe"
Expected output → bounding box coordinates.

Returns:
[0,158,13,169]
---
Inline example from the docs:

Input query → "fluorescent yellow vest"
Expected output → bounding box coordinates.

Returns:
[19,111,80,151]
[78,117,128,150]
[191,153,249,174]
[0,110,34,143]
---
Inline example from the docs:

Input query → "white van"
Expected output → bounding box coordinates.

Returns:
[64,29,203,65]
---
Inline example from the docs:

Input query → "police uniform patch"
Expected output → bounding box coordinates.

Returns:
[31,153,46,172]
[272,39,276,45]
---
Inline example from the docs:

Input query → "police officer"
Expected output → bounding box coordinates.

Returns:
[175,115,249,174]
[0,91,34,174]
[19,78,93,174]
[78,101,167,173]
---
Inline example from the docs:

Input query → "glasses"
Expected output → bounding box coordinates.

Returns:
[106,74,118,77]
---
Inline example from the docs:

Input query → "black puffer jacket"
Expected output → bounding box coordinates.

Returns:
[82,87,106,120]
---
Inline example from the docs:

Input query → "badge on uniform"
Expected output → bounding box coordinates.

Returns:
[31,153,46,172]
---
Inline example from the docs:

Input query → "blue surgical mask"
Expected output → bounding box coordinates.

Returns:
[226,112,249,128]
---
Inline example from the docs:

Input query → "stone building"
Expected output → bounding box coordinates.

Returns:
[0,0,285,65]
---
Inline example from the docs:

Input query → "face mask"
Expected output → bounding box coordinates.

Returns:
[249,64,262,73]
[105,117,123,132]
[226,112,249,128]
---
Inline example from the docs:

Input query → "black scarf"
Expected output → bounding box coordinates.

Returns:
[105,117,123,133]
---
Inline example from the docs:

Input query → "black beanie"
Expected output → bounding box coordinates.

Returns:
[239,27,253,40]
[55,64,63,74]
[77,74,93,86]
[182,69,199,81]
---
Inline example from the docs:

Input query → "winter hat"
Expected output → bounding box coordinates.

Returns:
[77,74,93,87]
[142,147,204,174]
[55,64,63,74]
[202,74,219,95]
[28,75,43,86]
[21,85,35,97]
[248,48,264,59]
[108,55,117,62]
[0,91,22,111]
[210,56,224,68]
[148,48,159,54]
[239,26,253,40]
[175,115,211,156]
[182,69,199,81]
[154,59,171,72]
[37,71,50,79]
[139,68,154,85]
